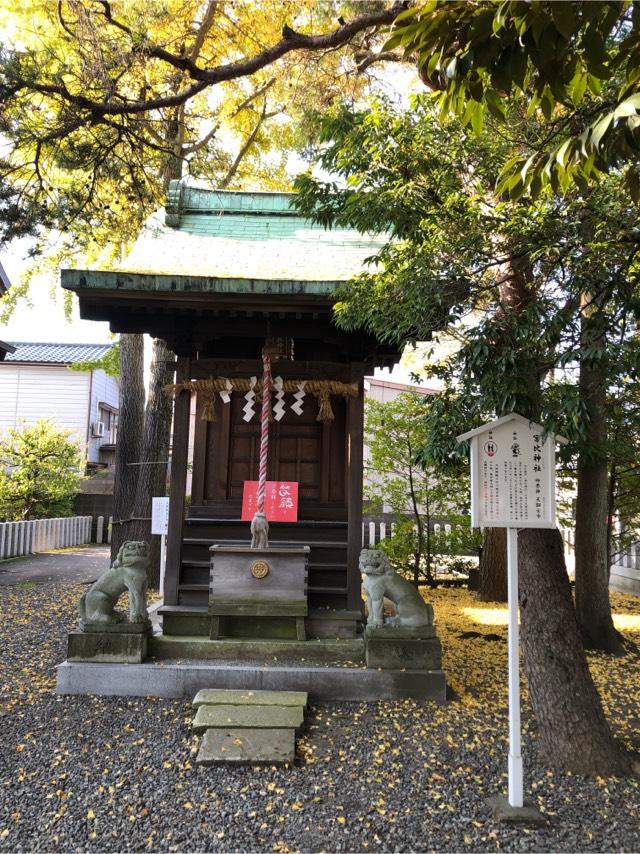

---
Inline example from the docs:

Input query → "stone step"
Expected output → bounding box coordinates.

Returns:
[193,703,304,733]
[193,688,307,708]
[195,727,295,766]
[149,634,365,664]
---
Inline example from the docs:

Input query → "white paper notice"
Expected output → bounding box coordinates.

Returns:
[473,420,554,528]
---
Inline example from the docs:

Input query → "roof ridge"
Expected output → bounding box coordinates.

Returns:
[6,341,112,347]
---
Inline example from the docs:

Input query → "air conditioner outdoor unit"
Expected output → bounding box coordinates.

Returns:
[91,421,105,438]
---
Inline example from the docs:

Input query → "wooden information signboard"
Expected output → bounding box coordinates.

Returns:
[458,413,566,812]
[463,413,558,529]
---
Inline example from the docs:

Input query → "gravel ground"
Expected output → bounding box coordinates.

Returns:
[1,579,639,853]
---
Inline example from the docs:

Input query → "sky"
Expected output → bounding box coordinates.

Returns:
[1,241,113,345]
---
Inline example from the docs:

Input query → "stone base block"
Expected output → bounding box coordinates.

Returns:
[79,620,151,634]
[306,610,361,639]
[148,635,365,664]
[209,615,305,641]
[67,631,149,663]
[196,727,295,765]
[365,635,442,670]
[193,703,304,733]
[161,612,211,636]
[365,624,436,639]
[57,661,447,702]
[486,796,546,825]
[193,689,308,708]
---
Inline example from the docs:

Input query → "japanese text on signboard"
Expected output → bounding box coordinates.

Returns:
[477,423,549,527]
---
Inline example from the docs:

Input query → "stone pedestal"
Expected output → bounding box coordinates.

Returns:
[364,624,442,670]
[68,622,151,663]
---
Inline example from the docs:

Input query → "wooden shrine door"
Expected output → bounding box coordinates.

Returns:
[191,391,346,518]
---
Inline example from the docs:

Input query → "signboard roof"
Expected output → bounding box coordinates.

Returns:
[457,412,567,444]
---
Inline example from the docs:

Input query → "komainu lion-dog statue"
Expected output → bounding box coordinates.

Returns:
[79,541,150,626]
[359,548,433,628]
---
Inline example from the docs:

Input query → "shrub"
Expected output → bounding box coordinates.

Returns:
[0,420,84,520]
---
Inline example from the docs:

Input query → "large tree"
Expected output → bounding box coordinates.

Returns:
[0,0,406,582]
[386,0,640,199]
[294,95,640,774]
[0,0,405,254]
[110,334,145,560]
[298,94,640,651]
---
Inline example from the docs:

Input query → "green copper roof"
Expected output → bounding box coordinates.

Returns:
[165,183,298,218]
[62,185,388,297]
[61,269,342,297]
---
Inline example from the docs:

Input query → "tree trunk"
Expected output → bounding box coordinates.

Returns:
[408,464,423,586]
[127,339,176,588]
[574,300,623,654]
[477,527,507,602]
[492,252,634,773]
[111,334,145,561]
[519,528,635,774]
[606,461,617,575]
[575,457,623,653]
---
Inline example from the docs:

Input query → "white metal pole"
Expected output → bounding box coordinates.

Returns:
[159,533,167,602]
[507,526,523,807]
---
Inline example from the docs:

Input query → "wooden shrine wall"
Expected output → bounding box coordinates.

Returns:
[191,393,346,516]
[165,356,366,612]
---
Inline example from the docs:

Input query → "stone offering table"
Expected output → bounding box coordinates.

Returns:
[209,545,309,640]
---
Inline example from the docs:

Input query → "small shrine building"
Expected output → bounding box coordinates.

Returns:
[62,183,400,640]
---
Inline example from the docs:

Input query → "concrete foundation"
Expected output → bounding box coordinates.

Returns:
[56,660,446,702]
[609,565,640,595]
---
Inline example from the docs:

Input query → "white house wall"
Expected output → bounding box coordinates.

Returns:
[0,364,90,455]
[88,369,120,463]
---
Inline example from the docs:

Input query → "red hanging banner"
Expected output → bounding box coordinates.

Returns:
[241,481,299,522]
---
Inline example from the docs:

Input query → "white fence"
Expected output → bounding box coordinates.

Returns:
[0,515,93,560]
[0,512,579,566]
[612,541,640,570]
[610,540,640,594]
[364,519,576,562]
[94,515,113,545]
[362,520,457,548]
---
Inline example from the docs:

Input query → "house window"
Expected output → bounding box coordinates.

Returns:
[98,404,118,445]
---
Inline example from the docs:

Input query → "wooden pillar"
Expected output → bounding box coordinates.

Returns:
[346,363,366,612]
[163,356,191,605]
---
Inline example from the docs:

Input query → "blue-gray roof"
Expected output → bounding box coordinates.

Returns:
[3,342,112,364]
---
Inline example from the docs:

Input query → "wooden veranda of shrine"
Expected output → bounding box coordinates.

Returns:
[62,184,400,638]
